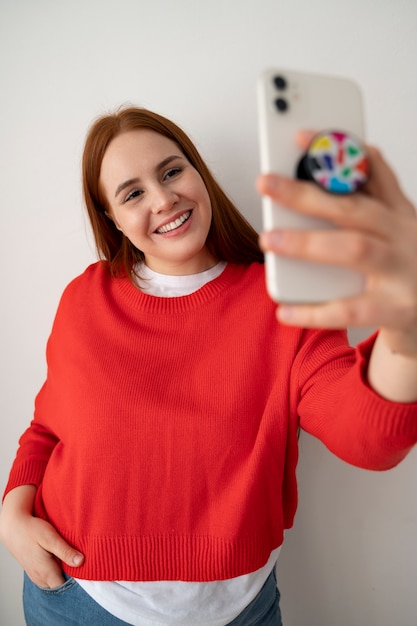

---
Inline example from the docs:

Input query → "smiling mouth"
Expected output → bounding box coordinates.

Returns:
[155,210,192,234]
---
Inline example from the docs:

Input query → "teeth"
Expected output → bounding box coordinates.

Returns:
[156,211,191,234]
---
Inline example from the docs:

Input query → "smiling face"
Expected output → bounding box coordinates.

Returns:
[99,129,217,275]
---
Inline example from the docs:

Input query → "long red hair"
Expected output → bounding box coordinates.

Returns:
[82,106,263,278]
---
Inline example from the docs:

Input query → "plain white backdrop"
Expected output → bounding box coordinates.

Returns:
[1,1,416,624]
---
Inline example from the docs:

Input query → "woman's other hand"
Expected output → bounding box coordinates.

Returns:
[0,485,84,588]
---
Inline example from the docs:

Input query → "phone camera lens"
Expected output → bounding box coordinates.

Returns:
[275,98,288,112]
[273,75,287,90]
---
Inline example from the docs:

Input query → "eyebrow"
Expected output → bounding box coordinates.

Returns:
[114,154,185,198]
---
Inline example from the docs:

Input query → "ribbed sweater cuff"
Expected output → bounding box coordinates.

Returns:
[2,459,47,502]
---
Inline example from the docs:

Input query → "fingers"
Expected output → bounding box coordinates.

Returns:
[34,518,84,568]
[260,228,394,274]
[276,296,366,328]
[2,512,84,589]
[29,550,67,589]
[257,140,415,226]
[27,519,84,588]
[256,173,396,239]
[276,292,413,330]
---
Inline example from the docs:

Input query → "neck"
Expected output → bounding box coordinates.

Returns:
[144,251,219,276]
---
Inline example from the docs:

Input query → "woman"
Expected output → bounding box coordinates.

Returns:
[1,107,417,626]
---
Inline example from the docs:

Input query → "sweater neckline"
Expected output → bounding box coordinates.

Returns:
[113,263,250,314]
[134,261,228,297]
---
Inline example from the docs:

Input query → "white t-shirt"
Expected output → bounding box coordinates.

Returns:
[76,262,281,626]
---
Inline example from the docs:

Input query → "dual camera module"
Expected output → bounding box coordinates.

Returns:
[273,75,289,113]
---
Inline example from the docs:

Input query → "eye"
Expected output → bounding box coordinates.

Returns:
[124,188,143,203]
[164,167,182,180]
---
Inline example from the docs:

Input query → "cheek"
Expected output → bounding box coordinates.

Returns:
[118,212,150,241]
[196,186,212,219]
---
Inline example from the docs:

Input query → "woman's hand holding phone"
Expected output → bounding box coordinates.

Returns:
[258,135,417,402]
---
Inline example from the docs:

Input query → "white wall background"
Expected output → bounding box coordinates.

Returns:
[1,0,416,624]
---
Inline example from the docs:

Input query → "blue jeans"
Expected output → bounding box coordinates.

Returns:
[23,568,282,626]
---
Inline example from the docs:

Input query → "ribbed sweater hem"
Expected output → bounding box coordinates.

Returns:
[61,531,284,582]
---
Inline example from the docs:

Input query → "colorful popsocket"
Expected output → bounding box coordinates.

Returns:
[296,130,369,194]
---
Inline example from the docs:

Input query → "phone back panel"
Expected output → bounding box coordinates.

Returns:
[258,68,366,303]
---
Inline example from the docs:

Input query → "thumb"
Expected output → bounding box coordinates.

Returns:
[295,128,317,150]
[37,520,84,567]
[53,536,84,567]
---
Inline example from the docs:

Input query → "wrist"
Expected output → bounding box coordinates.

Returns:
[368,333,417,402]
[378,327,417,359]
[1,485,37,517]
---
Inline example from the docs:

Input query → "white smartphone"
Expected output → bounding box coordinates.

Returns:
[257,68,366,303]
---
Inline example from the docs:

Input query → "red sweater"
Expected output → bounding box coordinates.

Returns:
[4,262,417,582]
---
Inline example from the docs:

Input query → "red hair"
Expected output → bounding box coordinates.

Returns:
[82,106,263,278]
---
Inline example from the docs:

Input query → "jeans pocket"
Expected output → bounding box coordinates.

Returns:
[24,573,79,626]
[32,575,77,595]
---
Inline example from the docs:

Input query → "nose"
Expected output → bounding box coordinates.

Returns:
[150,185,179,214]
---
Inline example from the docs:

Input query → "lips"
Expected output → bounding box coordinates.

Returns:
[155,210,192,234]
